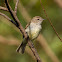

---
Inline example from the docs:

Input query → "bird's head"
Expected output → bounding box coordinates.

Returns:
[31,16,44,25]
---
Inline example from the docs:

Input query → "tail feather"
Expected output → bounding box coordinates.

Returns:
[16,42,26,54]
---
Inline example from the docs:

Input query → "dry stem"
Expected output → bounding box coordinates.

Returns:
[14,0,19,14]
[40,0,62,42]
[0,6,8,11]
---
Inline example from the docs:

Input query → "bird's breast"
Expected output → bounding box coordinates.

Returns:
[25,24,42,40]
[30,26,41,39]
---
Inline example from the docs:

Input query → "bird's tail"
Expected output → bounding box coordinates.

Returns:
[16,39,26,54]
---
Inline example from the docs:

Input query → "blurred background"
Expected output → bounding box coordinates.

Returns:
[0,0,62,62]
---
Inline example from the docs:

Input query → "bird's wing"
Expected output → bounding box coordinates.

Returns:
[25,21,31,29]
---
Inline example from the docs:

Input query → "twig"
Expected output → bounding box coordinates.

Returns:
[5,0,27,38]
[5,0,41,62]
[0,12,18,27]
[14,0,31,22]
[0,6,8,11]
[28,41,41,62]
[14,0,19,14]
[40,0,62,42]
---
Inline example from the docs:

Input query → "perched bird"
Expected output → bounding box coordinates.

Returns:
[16,16,44,54]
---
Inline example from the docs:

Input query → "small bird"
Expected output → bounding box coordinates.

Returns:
[16,16,44,54]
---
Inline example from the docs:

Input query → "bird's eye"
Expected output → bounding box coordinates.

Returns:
[37,19,39,20]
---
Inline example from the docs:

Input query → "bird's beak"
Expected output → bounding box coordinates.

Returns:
[43,19,45,21]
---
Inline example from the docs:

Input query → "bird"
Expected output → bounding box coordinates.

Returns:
[16,16,44,54]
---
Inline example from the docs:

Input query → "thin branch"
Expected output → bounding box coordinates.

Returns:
[28,41,41,62]
[5,0,27,38]
[5,0,19,27]
[5,0,41,62]
[0,6,8,11]
[40,0,62,42]
[14,0,19,14]
[16,0,31,22]
[0,12,18,27]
